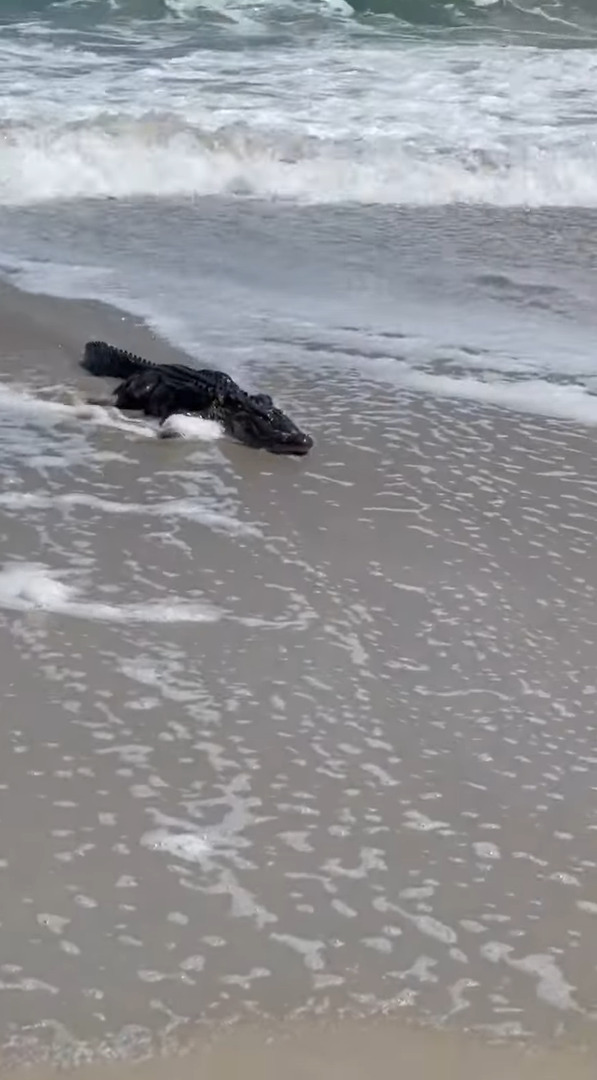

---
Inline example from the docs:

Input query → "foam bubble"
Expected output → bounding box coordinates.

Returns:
[142,829,211,862]
[480,942,579,1011]
[160,413,224,441]
[0,564,75,609]
[473,841,502,861]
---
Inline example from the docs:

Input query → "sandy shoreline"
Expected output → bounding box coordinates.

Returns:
[0,278,195,385]
[1,277,597,1075]
[3,1018,596,1080]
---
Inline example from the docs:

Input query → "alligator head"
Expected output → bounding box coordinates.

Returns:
[218,392,314,456]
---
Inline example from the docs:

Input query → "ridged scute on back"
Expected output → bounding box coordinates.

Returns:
[82,341,155,380]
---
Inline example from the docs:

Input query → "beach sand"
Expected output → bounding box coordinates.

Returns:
[1,280,597,1075]
[3,1019,597,1080]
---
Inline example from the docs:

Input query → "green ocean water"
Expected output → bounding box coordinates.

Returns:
[3,0,597,43]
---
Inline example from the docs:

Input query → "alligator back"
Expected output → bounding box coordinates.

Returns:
[83,341,242,401]
[81,342,234,395]
[82,341,157,380]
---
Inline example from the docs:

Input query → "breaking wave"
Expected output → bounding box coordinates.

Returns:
[2,115,597,207]
[2,0,597,209]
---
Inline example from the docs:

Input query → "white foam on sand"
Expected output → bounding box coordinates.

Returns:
[0,383,154,437]
[0,491,261,539]
[0,563,222,625]
[142,828,212,863]
[0,384,224,443]
[401,372,597,427]
[160,413,224,441]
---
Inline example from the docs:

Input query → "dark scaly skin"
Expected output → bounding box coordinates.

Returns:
[81,341,313,456]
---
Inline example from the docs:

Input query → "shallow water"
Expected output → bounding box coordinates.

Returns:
[2,200,597,426]
[1,302,597,1063]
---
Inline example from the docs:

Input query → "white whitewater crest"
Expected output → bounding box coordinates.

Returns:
[2,115,597,208]
[68,0,354,20]
[0,563,223,624]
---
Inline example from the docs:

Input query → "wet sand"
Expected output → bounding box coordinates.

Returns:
[4,1019,597,1080]
[1,280,597,1074]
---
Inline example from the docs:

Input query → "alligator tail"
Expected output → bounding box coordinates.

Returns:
[82,341,152,380]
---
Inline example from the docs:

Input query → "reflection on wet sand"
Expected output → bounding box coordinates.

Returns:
[0,285,597,1072]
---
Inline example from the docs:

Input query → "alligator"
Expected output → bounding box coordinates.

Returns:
[81,341,313,456]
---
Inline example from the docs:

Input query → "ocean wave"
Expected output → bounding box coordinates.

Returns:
[350,0,597,37]
[3,0,597,38]
[2,0,597,210]
[2,115,597,207]
[1,0,353,27]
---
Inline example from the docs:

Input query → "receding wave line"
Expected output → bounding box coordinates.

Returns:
[2,115,597,207]
[0,491,261,539]
[0,563,223,625]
